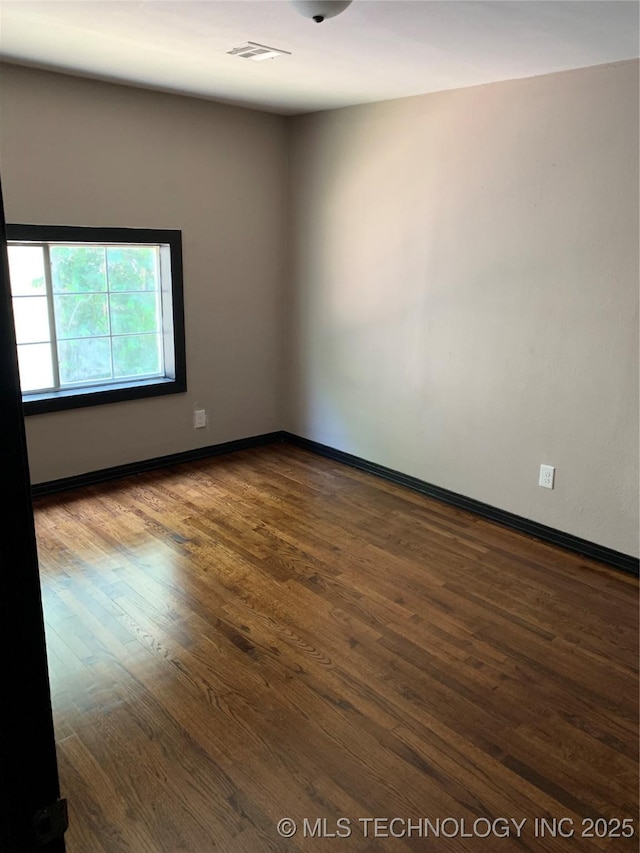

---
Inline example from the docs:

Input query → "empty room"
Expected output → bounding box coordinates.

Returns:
[0,1,638,851]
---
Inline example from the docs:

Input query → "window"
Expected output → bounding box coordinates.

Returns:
[6,225,186,414]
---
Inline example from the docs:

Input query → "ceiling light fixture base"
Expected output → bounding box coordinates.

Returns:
[290,0,353,24]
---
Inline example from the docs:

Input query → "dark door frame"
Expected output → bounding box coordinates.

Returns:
[0,178,67,851]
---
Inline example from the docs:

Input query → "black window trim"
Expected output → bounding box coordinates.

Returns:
[6,224,187,416]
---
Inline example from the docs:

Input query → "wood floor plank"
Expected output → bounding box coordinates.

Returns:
[33,444,638,852]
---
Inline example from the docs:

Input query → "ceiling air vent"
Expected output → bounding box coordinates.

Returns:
[227,42,292,61]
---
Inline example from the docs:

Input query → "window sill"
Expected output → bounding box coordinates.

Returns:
[23,376,186,416]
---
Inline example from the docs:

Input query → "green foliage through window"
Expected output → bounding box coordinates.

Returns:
[9,241,166,392]
[7,224,185,416]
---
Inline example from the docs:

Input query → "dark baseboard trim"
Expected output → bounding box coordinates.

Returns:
[31,428,638,577]
[31,431,286,498]
[283,432,639,577]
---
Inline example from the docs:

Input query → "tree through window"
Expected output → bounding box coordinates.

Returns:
[7,225,186,414]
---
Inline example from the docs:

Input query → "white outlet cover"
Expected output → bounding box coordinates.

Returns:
[539,464,555,489]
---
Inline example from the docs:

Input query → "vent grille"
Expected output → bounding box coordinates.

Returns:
[227,42,292,61]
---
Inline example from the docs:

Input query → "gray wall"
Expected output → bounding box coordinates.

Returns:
[285,61,639,557]
[1,60,638,557]
[0,63,287,483]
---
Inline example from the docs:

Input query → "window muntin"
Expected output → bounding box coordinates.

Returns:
[6,225,186,414]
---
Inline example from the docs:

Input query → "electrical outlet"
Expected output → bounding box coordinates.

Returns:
[194,409,207,429]
[539,464,555,489]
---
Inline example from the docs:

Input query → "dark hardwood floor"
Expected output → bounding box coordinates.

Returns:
[33,444,638,852]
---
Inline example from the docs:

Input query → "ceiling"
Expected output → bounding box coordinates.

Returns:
[0,1,638,115]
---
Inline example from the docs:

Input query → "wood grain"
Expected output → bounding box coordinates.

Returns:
[33,444,638,852]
